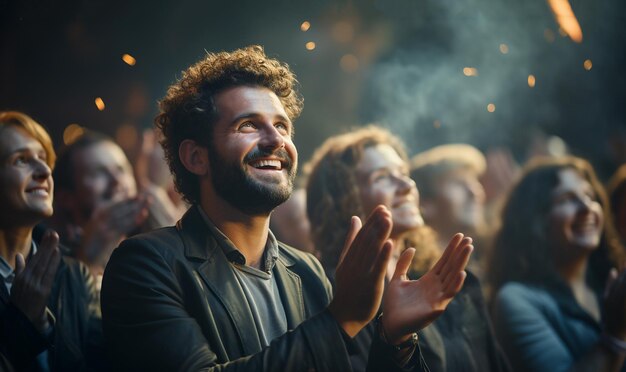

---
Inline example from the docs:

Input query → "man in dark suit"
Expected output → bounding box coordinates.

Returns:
[101,45,473,371]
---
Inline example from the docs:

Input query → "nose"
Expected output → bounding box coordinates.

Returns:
[33,158,52,181]
[258,124,285,152]
[577,193,595,212]
[466,179,486,203]
[396,174,415,196]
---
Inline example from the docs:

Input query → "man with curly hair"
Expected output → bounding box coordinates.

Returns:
[101,46,472,371]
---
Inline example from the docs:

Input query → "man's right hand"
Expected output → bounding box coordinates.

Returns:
[328,205,394,337]
[10,230,61,333]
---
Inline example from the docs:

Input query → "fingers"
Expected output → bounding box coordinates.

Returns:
[391,247,416,281]
[432,233,464,275]
[358,206,393,267]
[338,216,361,268]
[26,231,61,284]
[372,240,394,283]
[443,271,468,296]
[24,231,56,279]
[442,242,473,290]
[344,206,392,270]
[108,199,146,233]
[40,232,61,285]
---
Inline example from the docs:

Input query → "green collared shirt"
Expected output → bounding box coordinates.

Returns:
[197,206,287,347]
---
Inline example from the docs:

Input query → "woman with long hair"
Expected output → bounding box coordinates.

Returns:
[489,156,626,371]
[306,126,509,371]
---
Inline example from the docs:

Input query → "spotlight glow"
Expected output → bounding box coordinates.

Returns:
[122,54,136,66]
[95,97,105,111]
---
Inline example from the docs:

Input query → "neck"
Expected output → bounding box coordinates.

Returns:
[555,252,589,287]
[0,226,34,268]
[200,194,270,269]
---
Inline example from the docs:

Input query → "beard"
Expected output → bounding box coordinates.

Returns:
[208,146,296,215]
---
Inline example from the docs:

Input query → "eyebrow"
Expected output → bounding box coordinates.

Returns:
[231,112,292,125]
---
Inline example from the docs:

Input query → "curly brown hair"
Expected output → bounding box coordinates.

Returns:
[304,126,440,276]
[488,156,626,294]
[155,45,303,204]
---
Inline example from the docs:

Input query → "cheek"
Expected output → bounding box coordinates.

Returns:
[122,174,138,195]
[363,188,391,211]
[547,207,572,237]
[78,177,107,200]
[592,202,605,229]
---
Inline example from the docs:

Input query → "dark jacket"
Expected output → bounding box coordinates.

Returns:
[0,244,103,371]
[417,272,511,372]
[102,207,421,371]
[102,207,353,371]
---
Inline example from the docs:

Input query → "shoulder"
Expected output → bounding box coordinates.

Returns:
[115,226,183,260]
[494,281,557,317]
[121,226,182,249]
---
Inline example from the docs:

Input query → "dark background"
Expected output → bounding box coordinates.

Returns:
[2,0,625,179]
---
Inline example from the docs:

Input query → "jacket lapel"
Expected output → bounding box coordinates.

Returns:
[178,207,262,355]
[273,253,305,329]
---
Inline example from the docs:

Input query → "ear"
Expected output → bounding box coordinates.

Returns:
[179,139,209,176]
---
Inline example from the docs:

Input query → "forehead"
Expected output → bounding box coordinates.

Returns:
[0,125,44,158]
[74,141,130,170]
[213,86,289,122]
[554,168,592,192]
[356,144,405,174]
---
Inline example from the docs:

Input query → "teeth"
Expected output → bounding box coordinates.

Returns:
[251,159,282,170]
[29,189,48,196]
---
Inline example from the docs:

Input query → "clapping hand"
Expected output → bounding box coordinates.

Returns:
[10,230,61,332]
[382,233,473,345]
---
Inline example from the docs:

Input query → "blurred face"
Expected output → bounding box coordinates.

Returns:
[71,141,137,219]
[0,126,53,225]
[208,86,297,215]
[548,168,604,255]
[356,144,423,239]
[430,167,485,233]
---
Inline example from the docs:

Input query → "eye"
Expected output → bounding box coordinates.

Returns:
[238,121,256,131]
[554,192,576,205]
[274,122,290,134]
[372,170,392,183]
[14,156,28,166]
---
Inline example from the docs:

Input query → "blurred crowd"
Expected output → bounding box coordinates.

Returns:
[1,45,625,372]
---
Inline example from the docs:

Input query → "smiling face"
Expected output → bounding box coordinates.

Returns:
[207,85,297,215]
[356,144,423,239]
[70,140,137,220]
[548,168,604,257]
[0,125,54,226]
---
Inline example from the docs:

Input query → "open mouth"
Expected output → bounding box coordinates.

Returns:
[572,216,600,233]
[26,187,49,196]
[249,159,283,171]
